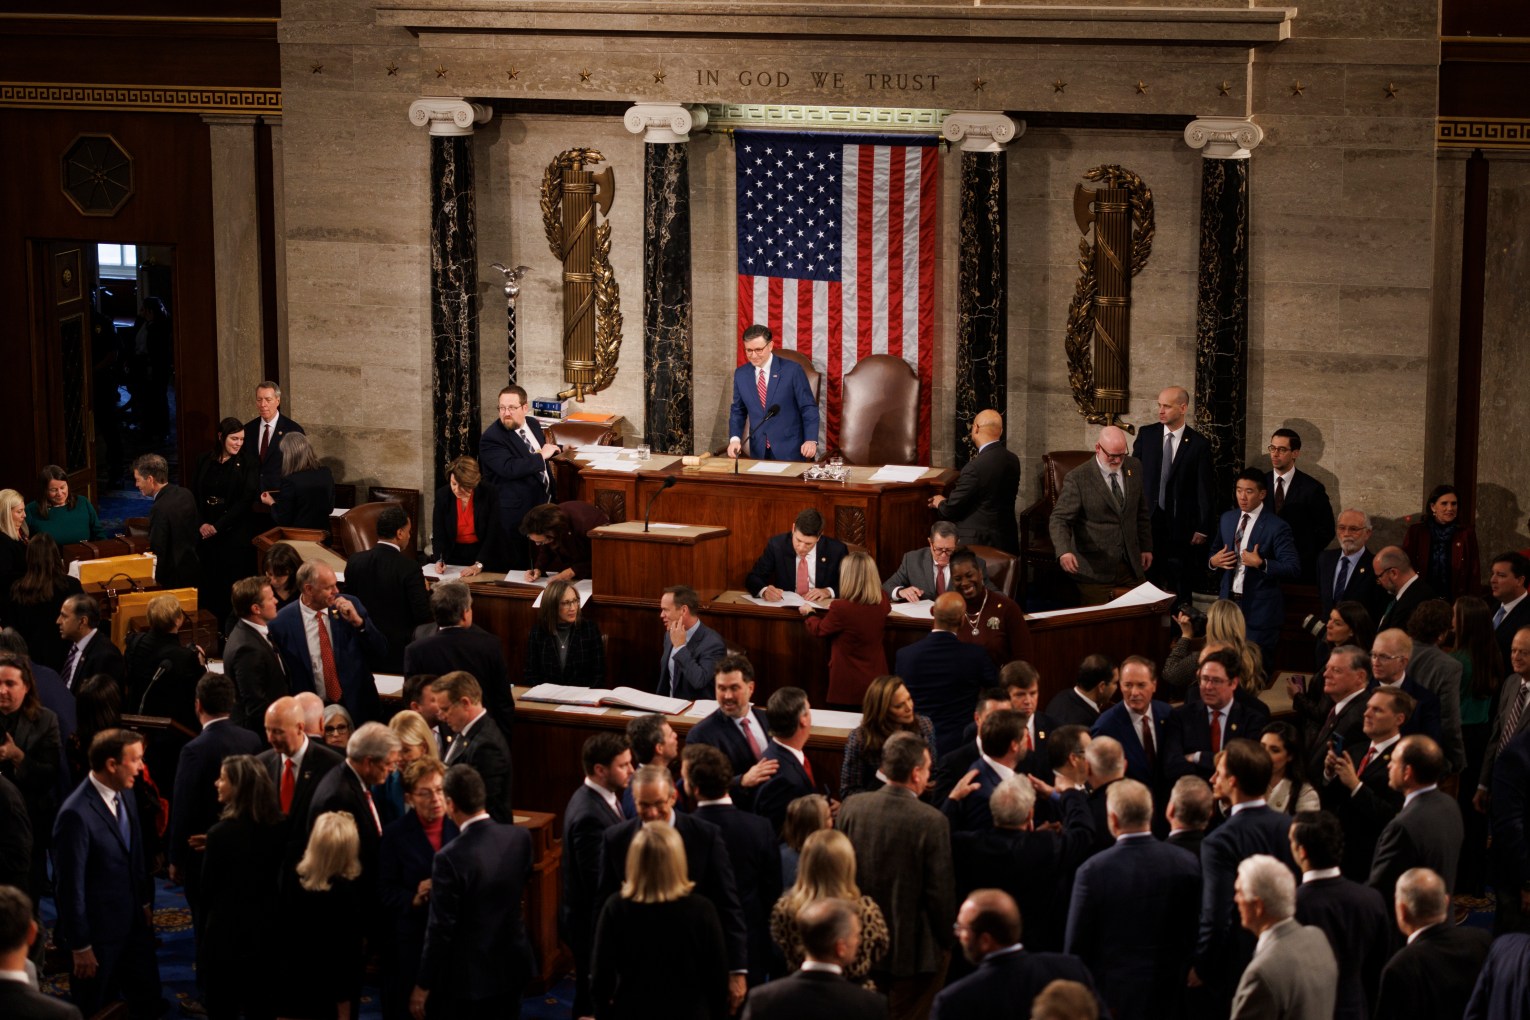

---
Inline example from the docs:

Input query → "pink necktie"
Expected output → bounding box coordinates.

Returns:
[796,555,810,595]
[757,369,768,409]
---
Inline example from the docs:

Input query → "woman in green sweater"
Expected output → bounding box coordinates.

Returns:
[24,464,105,545]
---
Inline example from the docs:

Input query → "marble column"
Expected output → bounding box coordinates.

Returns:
[1184,118,1263,499]
[409,98,492,490]
[943,112,1022,466]
[625,103,707,454]
[204,115,265,418]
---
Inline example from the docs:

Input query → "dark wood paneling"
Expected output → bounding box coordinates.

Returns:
[0,15,279,89]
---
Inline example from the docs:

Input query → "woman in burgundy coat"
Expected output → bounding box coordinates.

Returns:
[800,550,891,707]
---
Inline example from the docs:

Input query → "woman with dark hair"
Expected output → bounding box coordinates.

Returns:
[839,674,936,798]
[200,753,282,1020]
[0,652,61,906]
[6,534,82,671]
[1402,483,1481,601]
[194,416,258,625]
[1260,722,1319,815]
[25,464,106,544]
[1314,599,1376,674]
[260,433,334,530]
[800,549,891,708]
[520,500,609,582]
[430,455,505,577]
[1450,594,1504,895]
[263,541,303,611]
[526,578,605,685]
[71,672,121,780]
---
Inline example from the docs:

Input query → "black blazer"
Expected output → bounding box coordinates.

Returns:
[6,575,83,674]
[1316,545,1386,618]
[1294,874,1393,1020]
[191,449,257,537]
[526,615,606,687]
[1495,597,1530,677]
[934,440,1022,554]
[1195,805,1296,986]
[271,466,335,531]
[200,815,282,1003]
[1373,923,1491,1020]
[70,628,125,691]
[258,739,343,875]
[1321,740,1403,880]
[223,620,287,741]
[753,742,817,831]
[447,713,514,823]
[1045,688,1105,730]
[308,761,385,916]
[1369,788,1463,902]
[693,802,782,985]
[1266,468,1335,582]
[0,978,84,1019]
[430,482,508,570]
[1166,828,1204,859]
[244,413,305,494]
[149,483,201,589]
[741,968,887,1020]
[591,894,729,1020]
[1378,576,1439,634]
[0,773,32,891]
[403,624,517,738]
[123,629,202,731]
[687,706,770,807]
[746,531,849,597]
[893,631,997,756]
[378,809,459,986]
[1133,423,1217,543]
[342,541,430,674]
[1163,698,1271,782]
[932,947,1100,1020]
[1296,688,1370,785]
[561,783,626,953]
[167,719,262,876]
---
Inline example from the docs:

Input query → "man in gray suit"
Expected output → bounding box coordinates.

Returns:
[1049,425,1152,605]
[1230,854,1338,1020]
[1402,600,1466,773]
[836,732,953,1020]
[882,522,992,604]
[1369,735,1463,903]
[656,585,726,701]
[1474,625,1530,813]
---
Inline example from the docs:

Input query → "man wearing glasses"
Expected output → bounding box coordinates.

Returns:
[727,324,819,461]
[480,384,560,567]
[1049,425,1153,606]
[1264,428,1335,583]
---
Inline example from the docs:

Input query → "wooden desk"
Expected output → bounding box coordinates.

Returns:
[572,459,956,585]
[514,809,569,993]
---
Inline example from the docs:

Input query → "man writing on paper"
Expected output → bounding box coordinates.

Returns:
[727,324,819,462]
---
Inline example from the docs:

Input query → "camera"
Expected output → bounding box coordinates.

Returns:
[1301,613,1327,639]
[1175,603,1207,639]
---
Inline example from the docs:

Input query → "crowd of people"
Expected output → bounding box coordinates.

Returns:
[3,365,1530,1020]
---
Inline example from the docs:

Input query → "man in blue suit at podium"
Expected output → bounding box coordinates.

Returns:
[727,324,819,461]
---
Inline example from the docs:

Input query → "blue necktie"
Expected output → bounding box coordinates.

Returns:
[1334,555,1350,598]
[1495,604,1508,629]
[115,794,131,849]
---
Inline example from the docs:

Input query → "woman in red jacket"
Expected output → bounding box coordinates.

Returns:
[1402,483,1480,601]
[799,550,891,707]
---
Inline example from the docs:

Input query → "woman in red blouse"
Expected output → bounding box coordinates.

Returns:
[799,550,891,707]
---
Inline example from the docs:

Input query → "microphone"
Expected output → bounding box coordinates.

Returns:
[643,476,678,533]
[138,658,174,714]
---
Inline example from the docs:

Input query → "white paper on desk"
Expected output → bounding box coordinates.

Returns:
[747,461,797,475]
[648,522,689,530]
[374,674,405,698]
[810,708,864,730]
[206,660,225,675]
[741,591,812,608]
[890,600,934,620]
[686,699,720,719]
[533,578,593,608]
[424,563,477,583]
[597,460,643,473]
[330,507,349,517]
[619,710,651,717]
[868,464,927,482]
[1026,581,1175,620]
[556,704,611,715]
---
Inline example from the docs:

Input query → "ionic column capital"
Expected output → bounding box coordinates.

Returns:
[408,98,492,137]
[1183,118,1264,159]
[942,112,1024,153]
[624,103,708,143]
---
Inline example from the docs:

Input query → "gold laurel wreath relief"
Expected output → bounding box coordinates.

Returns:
[540,147,623,400]
[1064,163,1155,429]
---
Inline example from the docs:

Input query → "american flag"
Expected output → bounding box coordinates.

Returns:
[735,130,938,461]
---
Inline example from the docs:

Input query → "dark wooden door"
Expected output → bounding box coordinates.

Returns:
[34,240,100,502]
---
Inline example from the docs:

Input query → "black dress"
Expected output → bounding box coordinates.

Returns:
[0,532,26,617]
[193,449,258,625]
[123,628,203,798]
[272,467,335,531]
[590,894,730,1020]
[201,814,282,1019]
[280,876,366,1019]
[525,616,607,686]
[6,575,84,672]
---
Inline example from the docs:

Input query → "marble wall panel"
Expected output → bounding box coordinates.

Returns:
[1476,160,1530,555]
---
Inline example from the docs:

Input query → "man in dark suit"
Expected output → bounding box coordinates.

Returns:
[685,655,778,805]
[1374,545,1438,634]
[1369,735,1463,902]
[1476,625,1530,816]
[0,886,83,1020]
[404,581,516,737]
[883,522,996,603]
[1373,866,1491,1020]
[728,324,819,462]
[1264,427,1334,582]
[133,452,200,590]
[929,688,1011,804]
[1489,552,1530,671]
[479,384,557,568]
[268,561,388,724]
[1317,509,1386,619]
[932,889,1099,1020]
[1373,625,1459,769]
[307,721,401,897]
[1191,738,1296,1011]
[1166,775,1213,858]
[0,774,29,892]
[746,507,848,601]
[753,686,819,832]
[893,593,997,754]
[740,898,887,1020]
[561,733,633,1017]
[1065,779,1200,1020]
[929,408,1020,554]
[1293,644,1372,784]
[50,728,162,1017]
[1164,647,1270,783]
[1320,687,1407,880]
[258,696,344,879]
[433,671,513,823]
[1133,386,1216,601]
[1209,468,1300,671]
[1001,662,1057,782]
[686,744,783,986]
[1290,810,1393,1020]
[1091,655,1170,796]
[1049,425,1153,605]
[836,733,953,1019]
[244,380,304,496]
[596,765,749,1006]
[56,594,123,692]
[224,575,287,741]
[657,584,727,700]
[940,709,1024,834]
[1044,654,1117,730]
[412,763,536,1020]
[1489,727,1530,935]
[343,504,430,674]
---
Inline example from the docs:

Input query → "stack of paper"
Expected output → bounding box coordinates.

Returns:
[867,464,927,482]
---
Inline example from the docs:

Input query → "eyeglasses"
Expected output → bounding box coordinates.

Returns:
[743,345,769,355]
[1371,652,1402,662]
[558,597,581,607]
[1267,445,1293,454]
[323,723,351,734]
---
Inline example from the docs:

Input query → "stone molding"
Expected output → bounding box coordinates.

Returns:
[1183,117,1264,160]
[623,103,709,143]
[942,111,1024,153]
[407,98,492,136]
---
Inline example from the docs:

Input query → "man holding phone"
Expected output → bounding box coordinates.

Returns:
[1291,646,1373,789]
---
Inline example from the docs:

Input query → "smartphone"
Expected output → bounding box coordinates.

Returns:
[1330,733,1344,757]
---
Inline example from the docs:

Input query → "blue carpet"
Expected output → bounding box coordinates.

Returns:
[96,490,154,534]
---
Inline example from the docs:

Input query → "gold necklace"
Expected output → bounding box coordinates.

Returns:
[964,592,990,635]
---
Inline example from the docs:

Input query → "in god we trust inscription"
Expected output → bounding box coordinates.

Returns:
[694,68,942,92]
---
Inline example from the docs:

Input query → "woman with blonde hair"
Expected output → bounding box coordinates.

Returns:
[0,488,29,603]
[800,549,892,707]
[376,709,441,822]
[839,675,936,798]
[285,811,366,1019]
[261,432,334,530]
[590,823,730,1018]
[1166,599,1266,697]
[769,828,889,986]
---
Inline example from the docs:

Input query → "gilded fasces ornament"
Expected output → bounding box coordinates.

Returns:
[541,149,623,401]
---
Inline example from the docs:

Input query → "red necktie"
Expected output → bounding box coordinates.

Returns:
[757,368,768,409]
[1023,729,1033,753]
[280,758,295,814]
[801,755,815,787]
[741,720,763,760]
[796,555,810,596]
[260,422,271,460]
[1358,746,1377,774]
[1141,714,1157,768]
[1209,710,1222,756]
[934,568,946,595]
[363,788,382,835]
[316,613,342,704]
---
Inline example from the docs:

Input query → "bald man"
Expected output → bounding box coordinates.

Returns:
[1133,386,1216,603]
[256,696,343,878]
[894,592,999,753]
[929,408,1021,555]
[1049,425,1153,605]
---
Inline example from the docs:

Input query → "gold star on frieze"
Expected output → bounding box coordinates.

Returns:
[654,69,666,84]
[385,63,399,76]
[579,69,592,82]
[972,77,987,92]
[1290,80,1306,97]
[1217,80,1232,97]
[310,63,323,74]
[1052,79,1067,94]
[1134,80,1149,94]
[506,67,521,81]
[435,66,449,79]
[1384,82,1399,99]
